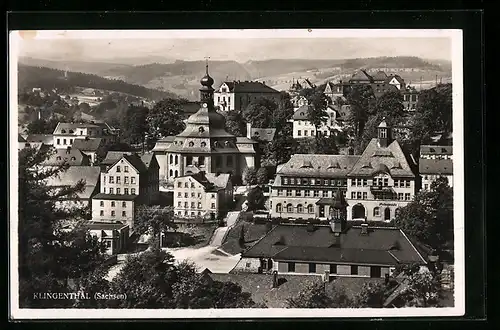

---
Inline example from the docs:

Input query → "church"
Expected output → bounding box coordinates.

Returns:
[152,62,260,184]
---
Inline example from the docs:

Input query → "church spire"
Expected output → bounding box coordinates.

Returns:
[199,57,215,108]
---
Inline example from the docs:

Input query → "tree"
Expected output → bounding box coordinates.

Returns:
[246,186,265,212]
[346,84,375,137]
[264,133,297,165]
[287,283,352,308]
[314,133,339,154]
[352,282,387,308]
[120,105,149,145]
[306,92,329,137]
[243,97,277,128]
[256,167,269,185]
[79,102,91,113]
[271,91,295,134]
[395,263,441,307]
[243,167,257,186]
[25,117,60,135]
[134,205,177,248]
[223,110,246,136]
[147,98,186,140]
[394,177,453,251]
[18,146,105,307]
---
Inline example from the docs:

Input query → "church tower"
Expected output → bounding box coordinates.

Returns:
[199,59,215,110]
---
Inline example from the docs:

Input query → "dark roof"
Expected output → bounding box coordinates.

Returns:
[101,151,134,165]
[25,134,53,144]
[176,172,230,191]
[292,105,312,120]
[242,224,426,266]
[419,159,453,175]
[140,153,157,170]
[219,81,280,94]
[101,152,149,173]
[92,193,140,201]
[86,221,128,231]
[370,83,399,97]
[350,70,373,82]
[348,138,415,178]
[18,134,26,142]
[420,145,453,156]
[250,128,276,142]
[53,121,115,135]
[42,147,90,166]
[45,166,101,199]
[276,154,360,179]
[372,71,388,81]
[72,138,103,151]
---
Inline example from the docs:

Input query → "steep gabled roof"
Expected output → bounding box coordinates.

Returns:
[372,71,388,81]
[276,154,360,179]
[42,148,90,166]
[385,74,405,85]
[25,134,53,144]
[419,159,453,175]
[100,151,134,165]
[350,70,373,82]
[219,81,280,94]
[242,224,426,266]
[45,166,101,199]
[348,139,415,178]
[72,138,103,151]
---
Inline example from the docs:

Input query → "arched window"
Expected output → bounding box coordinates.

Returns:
[169,155,173,164]
[297,204,303,213]
[201,142,206,148]
[199,126,205,133]
[169,169,173,177]
[276,203,282,213]
[373,207,380,217]
[175,155,178,165]
[131,188,136,194]
[61,129,66,133]
[287,204,293,213]
[71,157,76,161]
[174,170,178,177]
[395,207,401,217]
[188,141,194,147]
[308,204,314,213]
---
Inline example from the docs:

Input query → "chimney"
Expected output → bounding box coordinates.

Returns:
[272,270,278,288]
[360,223,369,235]
[246,122,252,139]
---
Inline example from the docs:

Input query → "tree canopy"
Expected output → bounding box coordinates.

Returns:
[146,98,187,140]
[242,97,277,128]
[120,105,149,145]
[246,186,265,212]
[287,283,352,308]
[346,84,376,138]
[223,110,246,137]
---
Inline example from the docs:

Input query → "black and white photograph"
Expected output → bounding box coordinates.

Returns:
[9,29,464,319]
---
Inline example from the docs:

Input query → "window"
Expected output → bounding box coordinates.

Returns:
[276,204,282,213]
[116,176,121,184]
[398,193,404,200]
[286,190,292,197]
[296,190,302,197]
[116,188,121,194]
[304,190,310,197]
[122,211,126,217]
[309,263,316,273]
[287,204,293,213]
[330,264,337,274]
[362,179,367,186]
[184,192,188,198]
[57,138,60,144]
[124,166,129,173]
[184,202,188,208]
[351,179,355,186]
[362,192,367,200]
[69,139,73,144]
[191,192,195,197]
[374,207,380,217]
[357,192,362,199]
[185,182,189,188]
[211,194,216,199]
[124,188,129,195]
[191,182,195,188]
[124,177,129,184]
[175,155,179,165]
[288,262,296,272]
[122,201,126,207]
[311,130,314,136]
[63,139,67,145]
[177,182,182,188]
[186,156,193,165]
[297,204,303,213]
[315,179,321,186]
[405,180,411,188]
[304,130,308,136]
[178,202,181,207]
[283,177,288,185]
[405,193,411,201]
[131,188,136,195]
[308,204,314,213]
[109,188,114,194]
[324,179,329,186]
[111,211,116,217]
[116,166,121,172]
[111,201,115,207]
[188,141,194,147]
[278,190,284,196]
[351,265,358,275]
[100,201,104,207]
[424,184,429,190]
[100,210,104,216]
[198,202,202,209]
[351,192,356,199]
[131,177,136,184]
[109,176,114,183]
[170,155,173,164]
[191,202,195,208]
[383,178,389,186]
[394,180,399,188]
[198,193,201,198]
[314,190,319,197]
[211,203,216,209]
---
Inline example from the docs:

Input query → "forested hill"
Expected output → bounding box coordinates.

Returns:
[18,64,178,101]
[340,56,445,70]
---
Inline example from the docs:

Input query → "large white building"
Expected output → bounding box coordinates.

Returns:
[52,121,118,149]
[291,105,344,139]
[419,145,453,191]
[213,80,281,112]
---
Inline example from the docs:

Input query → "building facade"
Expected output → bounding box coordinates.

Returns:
[346,121,416,222]
[52,121,118,149]
[419,145,453,191]
[401,86,419,111]
[173,172,233,219]
[213,80,281,112]
[152,65,260,184]
[86,221,129,255]
[292,105,343,139]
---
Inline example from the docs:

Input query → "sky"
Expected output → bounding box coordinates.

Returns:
[16,35,452,64]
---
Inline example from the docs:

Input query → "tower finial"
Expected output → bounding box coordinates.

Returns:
[204,56,210,75]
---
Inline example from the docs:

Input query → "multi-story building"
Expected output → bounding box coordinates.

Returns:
[235,199,427,277]
[323,81,345,105]
[419,145,453,191]
[344,70,408,99]
[52,121,118,149]
[152,65,260,184]
[45,166,101,212]
[291,105,344,139]
[173,172,233,220]
[91,152,159,229]
[213,80,281,112]
[401,86,419,111]
[269,154,360,219]
[86,221,129,255]
[346,120,416,222]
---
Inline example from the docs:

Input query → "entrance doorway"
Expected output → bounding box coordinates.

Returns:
[370,266,381,278]
[352,204,366,219]
[319,205,325,217]
[384,208,391,221]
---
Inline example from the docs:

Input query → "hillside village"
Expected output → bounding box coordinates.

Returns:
[18,57,454,309]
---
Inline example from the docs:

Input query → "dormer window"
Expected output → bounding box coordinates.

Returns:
[188,141,194,147]
[225,141,230,147]
[199,127,205,133]
[201,142,206,148]
[56,156,62,160]
[71,157,76,161]
[61,129,66,133]
[69,130,74,134]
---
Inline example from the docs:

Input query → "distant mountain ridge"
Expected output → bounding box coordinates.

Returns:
[18,56,451,100]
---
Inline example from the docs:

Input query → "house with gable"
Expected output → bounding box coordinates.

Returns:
[213,80,281,112]
[41,146,91,167]
[291,104,343,139]
[72,137,105,165]
[173,171,233,220]
[52,121,118,149]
